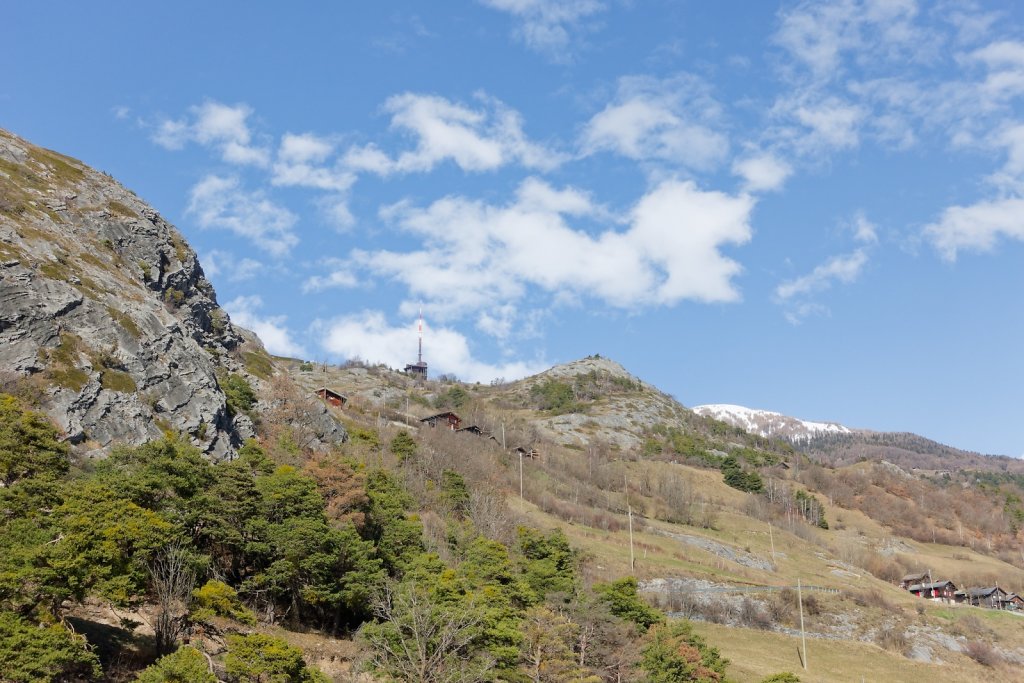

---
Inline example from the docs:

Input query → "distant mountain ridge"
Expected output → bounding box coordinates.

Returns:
[693,401,1023,473]
[692,403,853,442]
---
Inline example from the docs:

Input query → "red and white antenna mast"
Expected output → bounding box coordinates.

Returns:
[417,305,423,365]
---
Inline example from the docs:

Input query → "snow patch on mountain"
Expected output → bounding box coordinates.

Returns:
[692,404,852,441]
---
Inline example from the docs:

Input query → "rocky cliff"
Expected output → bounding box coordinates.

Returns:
[0,128,343,458]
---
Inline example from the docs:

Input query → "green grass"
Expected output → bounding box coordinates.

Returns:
[106,200,137,219]
[692,621,987,683]
[26,147,85,185]
[242,350,275,380]
[100,370,137,393]
[106,307,141,339]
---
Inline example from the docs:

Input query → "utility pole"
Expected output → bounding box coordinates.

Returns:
[768,522,777,564]
[797,578,808,671]
[628,505,635,574]
[625,473,635,574]
[519,449,524,511]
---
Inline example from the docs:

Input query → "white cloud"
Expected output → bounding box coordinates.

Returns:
[187,175,299,256]
[852,212,878,244]
[581,75,728,171]
[924,196,1024,260]
[774,248,870,325]
[732,153,793,192]
[316,310,546,382]
[152,101,269,167]
[792,96,864,151]
[773,0,928,83]
[343,177,753,327]
[478,0,606,61]
[345,92,563,175]
[272,132,353,192]
[279,132,335,164]
[225,295,307,358]
[302,259,359,293]
[775,209,877,324]
[232,258,264,282]
[202,250,264,282]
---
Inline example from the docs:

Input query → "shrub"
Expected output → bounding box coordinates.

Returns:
[222,374,256,416]
[640,619,729,682]
[594,577,665,631]
[191,580,256,626]
[0,611,101,682]
[721,456,763,493]
[762,674,801,683]
[225,633,326,682]
[738,597,772,630]
[163,288,185,308]
[530,380,580,414]
[390,431,417,461]
[964,640,1000,667]
[874,625,908,654]
[137,646,215,682]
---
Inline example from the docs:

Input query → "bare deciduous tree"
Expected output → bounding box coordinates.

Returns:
[149,541,197,656]
[359,581,493,683]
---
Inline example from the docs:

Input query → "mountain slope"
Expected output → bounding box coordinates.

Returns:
[0,128,343,457]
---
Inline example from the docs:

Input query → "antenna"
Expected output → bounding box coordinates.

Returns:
[417,305,423,364]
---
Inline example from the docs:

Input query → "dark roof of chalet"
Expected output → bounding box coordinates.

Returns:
[420,412,460,422]
[456,425,485,434]
[909,581,956,591]
[316,387,347,398]
[963,587,1007,598]
[901,572,929,582]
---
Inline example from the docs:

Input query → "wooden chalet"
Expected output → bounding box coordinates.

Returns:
[456,425,485,435]
[420,411,461,430]
[899,572,929,590]
[1000,593,1024,611]
[908,580,957,602]
[315,387,347,408]
[957,587,1009,608]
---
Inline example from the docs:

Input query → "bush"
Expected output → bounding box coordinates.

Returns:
[874,625,908,654]
[762,674,800,683]
[530,380,580,414]
[964,640,1001,667]
[721,456,763,493]
[594,577,665,631]
[390,431,417,461]
[191,580,256,626]
[640,619,729,682]
[137,646,215,682]
[225,633,327,682]
[738,597,772,630]
[0,611,101,682]
[222,374,256,417]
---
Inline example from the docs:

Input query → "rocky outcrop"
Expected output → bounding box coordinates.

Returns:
[0,128,344,458]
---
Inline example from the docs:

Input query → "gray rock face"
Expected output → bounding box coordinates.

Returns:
[0,128,344,457]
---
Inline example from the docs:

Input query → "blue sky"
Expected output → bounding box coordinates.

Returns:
[5,1,1024,456]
